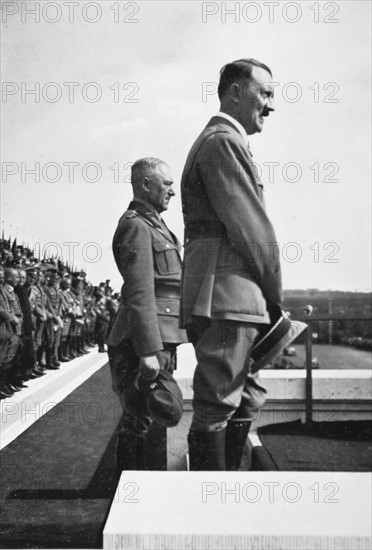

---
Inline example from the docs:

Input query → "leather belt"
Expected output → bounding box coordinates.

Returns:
[185,220,227,242]
[155,284,181,299]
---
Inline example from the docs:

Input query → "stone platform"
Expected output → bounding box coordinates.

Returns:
[103,471,372,550]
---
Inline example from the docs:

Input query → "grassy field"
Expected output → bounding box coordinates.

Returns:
[283,344,372,370]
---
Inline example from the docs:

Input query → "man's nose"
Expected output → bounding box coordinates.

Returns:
[169,186,175,196]
[263,103,275,115]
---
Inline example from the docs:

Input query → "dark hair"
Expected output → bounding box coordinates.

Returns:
[218,58,272,100]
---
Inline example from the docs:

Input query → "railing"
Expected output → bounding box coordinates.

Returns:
[302,315,372,427]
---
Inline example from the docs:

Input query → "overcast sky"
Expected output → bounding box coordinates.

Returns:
[1,0,371,292]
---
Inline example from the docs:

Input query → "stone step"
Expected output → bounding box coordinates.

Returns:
[103,471,372,550]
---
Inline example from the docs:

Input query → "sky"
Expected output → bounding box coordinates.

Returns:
[1,0,371,292]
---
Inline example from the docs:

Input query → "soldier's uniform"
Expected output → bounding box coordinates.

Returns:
[107,198,188,469]
[181,114,282,470]
[70,282,86,356]
[29,275,49,368]
[0,284,22,392]
[95,294,110,352]
[83,290,97,347]
[44,277,63,368]
[15,282,36,377]
[60,283,75,361]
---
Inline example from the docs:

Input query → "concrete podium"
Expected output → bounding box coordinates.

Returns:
[103,471,371,549]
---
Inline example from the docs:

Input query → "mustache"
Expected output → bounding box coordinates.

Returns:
[262,105,274,117]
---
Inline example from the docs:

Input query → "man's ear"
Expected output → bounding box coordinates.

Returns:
[229,82,241,104]
[142,177,151,193]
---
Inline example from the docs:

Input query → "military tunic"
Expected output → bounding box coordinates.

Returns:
[107,199,187,436]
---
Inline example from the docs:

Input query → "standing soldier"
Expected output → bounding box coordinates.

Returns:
[59,276,75,362]
[15,268,42,380]
[29,266,49,370]
[0,265,21,398]
[83,283,97,348]
[181,59,281,470]
[70,276,87,357]
[106,157,188,470]
[24,266,45,377]
[0,268,23,394]
[94,287,110,353]
[44,267,63,369]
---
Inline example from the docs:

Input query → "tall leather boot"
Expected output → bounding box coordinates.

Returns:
[67,337,76,359]
[0,371,14,397]
[87,332,95,347]
[46,348,58,370]
[188,429,226,470]
[60,341,69,362]
[58,342,64,362]
[52,345,61,367]
[116,431,145,472]
[74,336,83,357]
[144,423,167,470]
[36,347,47,370]
[225,420,251,471]
[78,336,89,355]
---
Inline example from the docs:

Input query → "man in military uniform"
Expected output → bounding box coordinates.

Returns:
[1,265,20,398]
[59,276,75,361]
[44,269,63,368]
[15,268,42,380]
[94,286,110,353]
[0,268,23,395]
[107,157,188,470]
[70,275,87,357]
[83,283,97,348]
[24,266,45,377]
[181,58,282,470]
[29,266,49,370]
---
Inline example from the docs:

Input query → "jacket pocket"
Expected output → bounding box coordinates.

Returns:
[156,297,181,316]
[153,241,180,275]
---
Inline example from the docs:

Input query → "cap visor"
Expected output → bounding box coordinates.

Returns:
[251,321,307,373]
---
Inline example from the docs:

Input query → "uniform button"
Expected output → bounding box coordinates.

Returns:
[165,244,170,248]
[165,307,170,313]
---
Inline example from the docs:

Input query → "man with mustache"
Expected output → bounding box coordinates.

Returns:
[107,157,188,470]
[181,58,282,470]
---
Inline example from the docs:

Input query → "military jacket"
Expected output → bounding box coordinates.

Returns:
[15,285,34,333]
[60,289,75,317]
[106,199,188,355]
[44,285,62,317]
[181,117,282,326]
[0,285,17,340]
[0,285,23,335]
[29,284,48,319]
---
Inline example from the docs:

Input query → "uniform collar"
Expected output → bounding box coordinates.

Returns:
[217,111,250,147]
[131,197,162,222]
[129,198,165,230]
[129,198,177,247]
